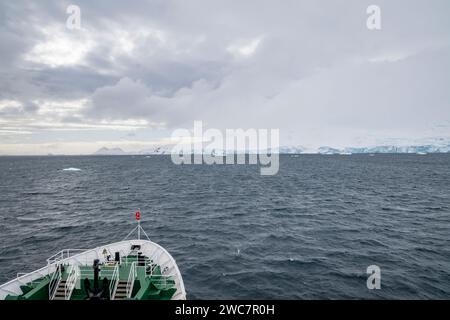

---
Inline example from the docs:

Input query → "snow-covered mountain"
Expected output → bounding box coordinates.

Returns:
[278,146,305,154]
[343,144,450,154]
[317,146,341,155]
[93,143,450,156]
[93,147,127,155]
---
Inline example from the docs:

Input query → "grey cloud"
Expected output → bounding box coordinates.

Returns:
[89,77,157,120]
[30,66,119,99]
[22,101,39,113]
[0,0,449,149]
[0,100,39,117]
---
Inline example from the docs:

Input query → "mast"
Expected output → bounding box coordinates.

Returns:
[123,209,150,241]
[136,210,141,240]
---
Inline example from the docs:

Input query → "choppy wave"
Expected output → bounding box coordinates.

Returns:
[0,154,449,299]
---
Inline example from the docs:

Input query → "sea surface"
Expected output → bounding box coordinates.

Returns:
[0,154,449,299]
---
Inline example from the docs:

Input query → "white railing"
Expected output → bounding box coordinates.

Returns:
[146,263,157,276]
[17,273,38,286]
[100,266,116,278]
[49,265,62,300]
[79,265,117,279]
[153,275,167,287]
[126,262,137,299]
[46,249,89,265]
[79,268,93,279]
[149,275,174,288]
[109,264,119,300]
[64,265,79,300]
[119,250,136,265]
[120,252,156,271]
[119,249,152,266]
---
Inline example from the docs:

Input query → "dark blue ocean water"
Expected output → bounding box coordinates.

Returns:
[0,154,449,299]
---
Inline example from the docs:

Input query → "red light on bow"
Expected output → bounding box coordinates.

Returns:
[135,211,141,221]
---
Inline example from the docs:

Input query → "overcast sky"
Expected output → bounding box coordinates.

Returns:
[0,0,449,154]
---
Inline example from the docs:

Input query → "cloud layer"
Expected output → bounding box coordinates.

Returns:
[0,0,449,154]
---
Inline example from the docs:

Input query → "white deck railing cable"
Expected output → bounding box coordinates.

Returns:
[109,264,119,300]
[126,262,137,299]
[47,249,90,265]
[64,265,79,300]
[49,265,61,300]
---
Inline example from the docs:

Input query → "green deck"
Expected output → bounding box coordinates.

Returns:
[5,255,176,300]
